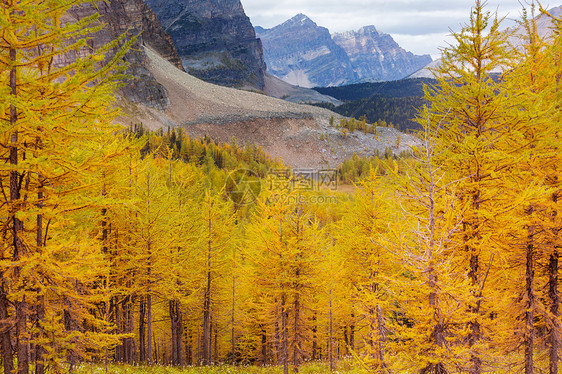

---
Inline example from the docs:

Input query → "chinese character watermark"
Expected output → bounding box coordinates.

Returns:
[225,168,338,206]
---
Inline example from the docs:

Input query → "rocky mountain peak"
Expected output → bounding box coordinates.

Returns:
[259,15,432,86]
[332,26,432,82]
[358,25,379,35]
[286,13,316,27]
[256,15,356,87]
[334,25,379,40]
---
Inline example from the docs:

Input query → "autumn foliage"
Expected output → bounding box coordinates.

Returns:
[0,0,561,373]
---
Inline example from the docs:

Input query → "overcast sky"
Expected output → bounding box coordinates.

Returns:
[241,0,551,59]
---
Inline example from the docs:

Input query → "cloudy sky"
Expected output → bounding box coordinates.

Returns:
[241,0,546,59]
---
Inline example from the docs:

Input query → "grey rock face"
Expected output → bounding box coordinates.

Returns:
[65,0,183,109]
[332,26,432,82]
[258,15,432,87]
[144,0,267,90]
[256,14,357,88]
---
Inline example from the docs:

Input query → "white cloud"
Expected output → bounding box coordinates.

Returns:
[242,0,528,56]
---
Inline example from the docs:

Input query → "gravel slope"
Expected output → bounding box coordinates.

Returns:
[117,46,419,167]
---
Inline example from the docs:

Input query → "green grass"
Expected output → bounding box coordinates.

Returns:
[75,360,368,374]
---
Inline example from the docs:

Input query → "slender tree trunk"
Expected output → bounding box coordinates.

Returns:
[10,44,29,374]
[35,182,45,372]
[343,326,349,355]
[468,254,482,374]
[202,217,212,365]
[274,307,280,364]
[281,294,289,374]
[0,280,14,374]
[293,283,301,369]
[64,309,76,374]
[34,295,45,374]
[311,313,318,361]
[466,179,483,374]
[177,301,183,366]
[169,299,183,366]
[549,190,560,374]
[202,273,211,365]
[421,149,447,374]
[524,214,535,374]
[170,300,176,365]
[329,290,334,372]
[126,294,135,364]
[548,249,559,374]
[350,312,355,352]
[260,326,267,365]
[231,276,236,365]
[465,207,482,374]
[376,304,386,370]
[139,296,146,363]
[147,293,153,364]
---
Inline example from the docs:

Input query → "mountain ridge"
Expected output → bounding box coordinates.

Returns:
[332,25,432,82]
[256,14,357,88]
[257,14,432,87]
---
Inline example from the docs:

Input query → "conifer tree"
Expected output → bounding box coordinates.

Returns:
[245,190,323,373]
[384,114,469,374]
[336,168,393,372]
[542,10,562,373]
[423,2,524,371]
[501,6,562,372]
[198,190,235,365]
[0,0,131,371]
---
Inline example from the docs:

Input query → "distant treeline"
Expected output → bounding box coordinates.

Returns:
[312,78,436,132]
[313,78,436,101]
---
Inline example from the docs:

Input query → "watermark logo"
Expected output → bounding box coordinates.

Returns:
[225,168,338,205]
[225,168,262,206]
[268,168,338,192]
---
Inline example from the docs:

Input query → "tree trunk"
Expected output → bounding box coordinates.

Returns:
[9,45,29,374]
[274,308,280,364]
[35,184,45,372]
[311,313,318,361]
[548,190,560,374]
[34,295,45,374]
[124,294,135,364]
[524,218,535,374]
[0,280,14,374]
[350,312,355,352]
[293,285,301,369]
[231,276,236,366]
[329,292,334,372]
[147,293,153,364]
[467,248,482,374]
[64,309,76,374]
[202,217,212,366]
[202,273,211,365]
[548,249,559,374]
[260,326,267,365]
[376,304,386,371]
[169,299,183,366]
[139,296,146,363]
[281,294,289,374]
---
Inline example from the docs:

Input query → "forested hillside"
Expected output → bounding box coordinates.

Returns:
[313,77,435,101]
[312,78,434,131]
[0,2,561,374]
